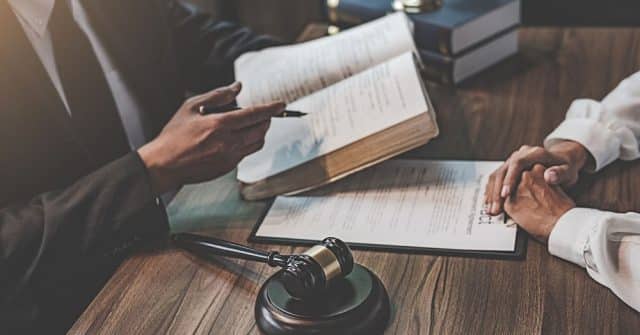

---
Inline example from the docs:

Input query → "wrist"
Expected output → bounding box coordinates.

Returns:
[546,203,576,242]
[548,207,596,267]
[138,141,177,195]
[549,140,589,171]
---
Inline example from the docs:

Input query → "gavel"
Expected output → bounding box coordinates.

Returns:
[172,233,354,299]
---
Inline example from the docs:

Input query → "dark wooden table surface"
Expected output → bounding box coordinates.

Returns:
[69,27,640,335]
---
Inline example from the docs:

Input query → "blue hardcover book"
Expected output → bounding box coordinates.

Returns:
[327,0,521,56]
[420,26,519,84]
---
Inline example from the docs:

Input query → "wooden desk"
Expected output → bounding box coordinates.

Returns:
[70,27,640,334]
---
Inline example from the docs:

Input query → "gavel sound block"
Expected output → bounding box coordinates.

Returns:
[172,233,390,335]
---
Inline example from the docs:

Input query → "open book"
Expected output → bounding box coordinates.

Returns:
[235,13,439,200]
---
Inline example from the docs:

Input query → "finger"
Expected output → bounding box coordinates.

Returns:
[502,156,527,199]
[544,164,573,186]
[237,139,266,157]
[485,171,497,204]
[502,148,559,197]
[503,196,514,215]
[485,179,493,205]
[531,164,546,177]
[502,152,540,197]
[490,166,508,215]
[238,119,271,147]
[520,170,534,189]
[187,82,242,109]
[214,101,285,130]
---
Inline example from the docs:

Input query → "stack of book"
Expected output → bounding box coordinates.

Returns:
[326,0,521,84]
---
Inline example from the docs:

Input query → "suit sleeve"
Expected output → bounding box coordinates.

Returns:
[0,152,168,332]
[168,1,283,93]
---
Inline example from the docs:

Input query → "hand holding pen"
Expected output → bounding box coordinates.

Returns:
[199,103,306,118]
[139,82,303,194]
[198,97,306,118]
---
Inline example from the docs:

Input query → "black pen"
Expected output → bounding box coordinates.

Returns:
[198,103,307,118]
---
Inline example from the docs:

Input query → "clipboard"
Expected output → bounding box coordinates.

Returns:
[249,198,528,260]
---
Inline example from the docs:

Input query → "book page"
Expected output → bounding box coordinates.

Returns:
[237,52,431,184]
[235,12,416,106]
[256,160,518,252]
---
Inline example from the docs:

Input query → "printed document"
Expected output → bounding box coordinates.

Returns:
[256,160,517,252]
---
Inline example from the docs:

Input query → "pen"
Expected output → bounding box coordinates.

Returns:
[198,103,307,118]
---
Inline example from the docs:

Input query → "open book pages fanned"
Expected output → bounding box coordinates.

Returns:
[234,13,439,200]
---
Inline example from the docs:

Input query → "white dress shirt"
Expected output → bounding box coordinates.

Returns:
[544,71,640,312]
[9,0,151,150]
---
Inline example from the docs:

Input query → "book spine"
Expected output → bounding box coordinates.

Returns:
[419,49,454,84]
[414,22,454,56]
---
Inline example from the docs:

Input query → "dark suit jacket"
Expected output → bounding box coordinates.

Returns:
[0,1,279,333]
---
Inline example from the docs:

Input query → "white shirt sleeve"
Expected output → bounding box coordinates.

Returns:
[548,208,640,312]
[544,71,640,171]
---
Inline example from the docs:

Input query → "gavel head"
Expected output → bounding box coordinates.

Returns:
[280,237,354,300]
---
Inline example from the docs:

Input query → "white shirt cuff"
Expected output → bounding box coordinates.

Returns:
[544,100,621,172]
[548,207,601,268]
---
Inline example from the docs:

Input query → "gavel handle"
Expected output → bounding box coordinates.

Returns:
[172,233,289,267]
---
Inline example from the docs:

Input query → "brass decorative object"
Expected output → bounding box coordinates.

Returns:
[328,25,341,35]
[392,0,443,13]
[326,0,340,23]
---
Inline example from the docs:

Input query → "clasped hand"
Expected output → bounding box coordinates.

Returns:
[485,141,590,242]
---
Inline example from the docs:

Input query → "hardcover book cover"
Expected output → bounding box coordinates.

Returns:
[327,0,520,55]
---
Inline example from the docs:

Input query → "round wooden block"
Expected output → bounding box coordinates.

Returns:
[255,264,390,335]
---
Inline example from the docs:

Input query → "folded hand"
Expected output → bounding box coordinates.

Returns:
[504,164,576,243]
[485,141,588,215]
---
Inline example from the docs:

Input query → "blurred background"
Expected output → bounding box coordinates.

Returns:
[187,0,640,42]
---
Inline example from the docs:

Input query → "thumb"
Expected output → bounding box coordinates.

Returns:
[544,165,577,186]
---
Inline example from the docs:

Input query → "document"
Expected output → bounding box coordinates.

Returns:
[235,12,416,106]
[254,160,519,253]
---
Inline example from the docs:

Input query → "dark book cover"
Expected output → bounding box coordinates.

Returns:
[419,26,519,84]
[326,0,390,24]
[327,0,520,55]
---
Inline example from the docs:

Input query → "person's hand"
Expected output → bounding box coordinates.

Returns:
[138,82,285,194]
[485,141,589,215]
[504,164,576,243]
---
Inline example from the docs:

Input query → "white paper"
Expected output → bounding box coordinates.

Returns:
[235,12,416,106]
[237,52,429,183]
[257,160,518,252]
